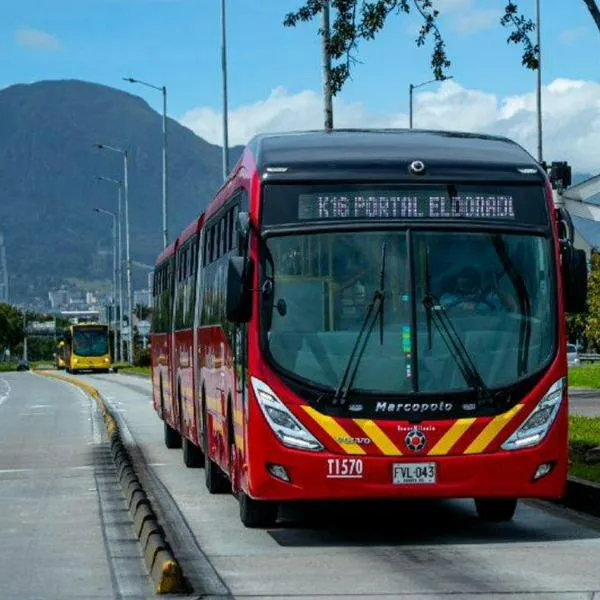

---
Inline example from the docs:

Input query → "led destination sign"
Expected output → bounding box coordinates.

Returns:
[298,192,516,221]
[261,184,549,228]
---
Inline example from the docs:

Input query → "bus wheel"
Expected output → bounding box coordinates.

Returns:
[474,498,517,522]
[238,491,278,528]
[164,420,181,449]
[182,437,204,468]
[202,403,229,494]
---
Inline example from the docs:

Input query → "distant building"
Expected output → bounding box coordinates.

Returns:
[557,174,600,259]
[49,288,69,309]
[134,289,151,308]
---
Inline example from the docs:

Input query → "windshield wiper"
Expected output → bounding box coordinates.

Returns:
[422,295,493,405]
[491,235,531,376]
[422,247,493,406]
[333,243,387,406]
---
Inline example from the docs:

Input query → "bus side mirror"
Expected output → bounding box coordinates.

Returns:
[561,244,587,314]
[226,255,254,323]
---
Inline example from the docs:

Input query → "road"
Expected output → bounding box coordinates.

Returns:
[0,372,153,600]
[63,371,600,600]
[569,387,600,417]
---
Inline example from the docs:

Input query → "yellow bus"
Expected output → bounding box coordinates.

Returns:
[64,323,112,374]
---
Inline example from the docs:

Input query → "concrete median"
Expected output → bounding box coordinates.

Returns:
[35,371,186,595]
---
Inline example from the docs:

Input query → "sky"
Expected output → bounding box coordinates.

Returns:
[2,0,600,173]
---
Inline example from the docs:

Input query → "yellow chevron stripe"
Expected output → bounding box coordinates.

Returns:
[302,406,366,455]
[428,418,476,456]
[354,419,402,456]
[464,405,524,454]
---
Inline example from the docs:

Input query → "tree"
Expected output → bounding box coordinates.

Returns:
[284,1,600,96]
[585,252,600,352]
[0,303,24,354]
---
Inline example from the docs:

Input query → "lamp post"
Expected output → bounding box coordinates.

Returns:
[95,143,134,366]
[220,0,230,181]
[123,77,169,248]
[93,207,118,363]
[535,0,543,163]
[409,76,454,129]
[322,0,333,130]
[96,176,124,363]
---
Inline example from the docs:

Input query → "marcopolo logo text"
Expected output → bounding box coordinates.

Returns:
[375,401,453,414]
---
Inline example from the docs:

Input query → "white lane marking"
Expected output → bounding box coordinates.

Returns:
[0,377,11,408]
[0,468,32,474]
[30,404,52,409]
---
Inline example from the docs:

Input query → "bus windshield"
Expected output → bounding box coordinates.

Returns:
[73,327,109,357]
[261,230,556,396]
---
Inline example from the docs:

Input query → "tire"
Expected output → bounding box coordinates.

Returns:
[475,498,518,522]
[202,400,229,494]
[164,420,181,449]
[238,491,278,528]
[182,436,204,468]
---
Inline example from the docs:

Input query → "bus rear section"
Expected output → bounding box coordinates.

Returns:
[214,129,587,527]
[65,323,111,373]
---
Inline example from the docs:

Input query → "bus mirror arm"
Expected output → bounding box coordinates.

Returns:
[226,255,254,323]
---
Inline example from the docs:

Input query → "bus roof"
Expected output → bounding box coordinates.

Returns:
[177,214,204,246]
[155,240,176,266]
[246,128,544,181]
[155,214,204,267]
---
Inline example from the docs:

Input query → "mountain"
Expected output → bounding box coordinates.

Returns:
[0,79,243,304]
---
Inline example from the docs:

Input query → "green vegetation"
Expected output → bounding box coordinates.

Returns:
[569,364,600,389]
[0,363,18,372]
[119,366,151,377]
[569,415,600,484]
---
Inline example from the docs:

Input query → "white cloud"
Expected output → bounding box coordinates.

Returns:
[451,8,503,34]
[16,28,61,51]
[559,26,587,45]
[433,0,502,34]
[180,78,600,174]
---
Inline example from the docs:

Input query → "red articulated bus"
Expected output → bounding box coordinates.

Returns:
[151,129,587,528]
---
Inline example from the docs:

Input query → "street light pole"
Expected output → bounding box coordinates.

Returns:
[408,76,454,129]
[123,77,169,248]
[95,144,134,366]
[96,176,124,363]
[94,207,117,363]
[535,0,543,163]
[220,0,230,181]
[322,0,333,130]
[409,84,414,129]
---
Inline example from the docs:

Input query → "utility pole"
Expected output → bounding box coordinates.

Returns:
[536,0,543,163]
[221,0,230,180]
[123,77,169,248]
[322,0,333,130]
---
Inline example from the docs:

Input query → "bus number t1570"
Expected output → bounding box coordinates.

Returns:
[327,458,364,479]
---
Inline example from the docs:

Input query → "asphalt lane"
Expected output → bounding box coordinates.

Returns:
[80,372,600,600]
[0,372,153,600]
[568,387,600,417]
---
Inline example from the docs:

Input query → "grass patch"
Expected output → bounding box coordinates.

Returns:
[0,363,18,372]
[568,363,600,389]
[569,415,600,484]
[117,366,151,377]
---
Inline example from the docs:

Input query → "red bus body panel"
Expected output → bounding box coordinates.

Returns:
[152,135,570,508]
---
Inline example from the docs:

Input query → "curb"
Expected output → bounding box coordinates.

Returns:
[560,476,600,517]
[36,371,187,595]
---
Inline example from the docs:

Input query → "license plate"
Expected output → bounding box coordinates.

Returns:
[393,462,437,484]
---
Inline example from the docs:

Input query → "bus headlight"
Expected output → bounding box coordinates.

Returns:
[251,377,324,452]
[502,377,566,451]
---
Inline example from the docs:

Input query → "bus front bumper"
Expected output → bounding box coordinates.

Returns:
[247,446,567,502]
